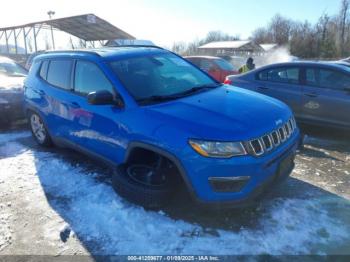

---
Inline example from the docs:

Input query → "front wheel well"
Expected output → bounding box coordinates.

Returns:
[124,146,184,184]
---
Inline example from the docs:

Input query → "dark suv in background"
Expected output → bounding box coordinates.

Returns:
[225,62,350,130]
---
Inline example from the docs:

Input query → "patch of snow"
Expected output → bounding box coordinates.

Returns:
[0,212,12,251]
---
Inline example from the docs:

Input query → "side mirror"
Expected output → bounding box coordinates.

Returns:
[87,90,123,107]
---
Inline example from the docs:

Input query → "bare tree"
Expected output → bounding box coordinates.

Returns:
[202,30,239,45]
[317,14,330,42]
[171,42,187,55]
[339,0,350,56]
[251,27,272,44]
[268,14,293,45]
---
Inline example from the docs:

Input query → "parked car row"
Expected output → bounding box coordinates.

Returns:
[1,46,349,209]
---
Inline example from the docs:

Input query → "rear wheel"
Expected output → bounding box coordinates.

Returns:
[29,111,52,147]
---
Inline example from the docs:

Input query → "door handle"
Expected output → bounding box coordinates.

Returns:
[34,89,45,95]
[69,102,80,108]
[304,93,318,98]
[258,86,269,90]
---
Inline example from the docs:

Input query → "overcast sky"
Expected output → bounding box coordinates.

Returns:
[0,0,342,48]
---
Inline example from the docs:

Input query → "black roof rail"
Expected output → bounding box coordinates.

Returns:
[104,45,165,50]
[40,46,165,58]
[43,49,101,56]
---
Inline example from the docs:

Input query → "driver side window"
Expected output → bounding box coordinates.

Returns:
[74,60,114,96]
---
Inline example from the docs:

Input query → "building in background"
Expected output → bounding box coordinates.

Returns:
[198,40,265,56]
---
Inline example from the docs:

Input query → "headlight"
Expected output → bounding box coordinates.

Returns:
[189,139,247,158]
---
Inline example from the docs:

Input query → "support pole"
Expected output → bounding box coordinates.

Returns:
[33,27,37,52]
[14,29,18,54]
[50,25,55,50]
[4,30,9,53]
[23,28,28,55]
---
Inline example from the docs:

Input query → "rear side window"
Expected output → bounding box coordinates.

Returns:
[187,58,200,67]
[74,60,114,96]
[200,59,213,71]
[39,60,49,80]
[214,59,235,71]
[305,68,317,86]
[258,67,300,84]
[306,68,350,90]
[47,60,72,90]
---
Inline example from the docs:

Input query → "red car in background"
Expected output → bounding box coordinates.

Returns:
[185,56,238,82]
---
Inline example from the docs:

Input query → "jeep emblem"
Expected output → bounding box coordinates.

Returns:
[275,119,283,126]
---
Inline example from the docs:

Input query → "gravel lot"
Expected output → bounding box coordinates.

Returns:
[0,124,349,257]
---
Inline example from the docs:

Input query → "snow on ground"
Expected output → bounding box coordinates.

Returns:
[0,131,349,255]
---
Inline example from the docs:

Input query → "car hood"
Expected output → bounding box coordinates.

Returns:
[145,85,292,141]
[0,74,25,93]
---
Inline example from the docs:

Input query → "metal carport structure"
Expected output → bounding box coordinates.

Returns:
[0,14,135,54]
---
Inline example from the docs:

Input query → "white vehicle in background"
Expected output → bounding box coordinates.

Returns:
[0,56,28,125]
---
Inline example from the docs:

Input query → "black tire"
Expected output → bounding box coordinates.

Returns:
[28,111,53,147]
[112,164,175,209]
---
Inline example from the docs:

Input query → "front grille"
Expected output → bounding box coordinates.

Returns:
[247,117,297,157]
[262,135,273,151]
[250,139,264,155]
[279,127,286,141]
[271,131,280,146]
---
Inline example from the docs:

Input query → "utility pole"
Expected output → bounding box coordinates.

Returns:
[47,10,55,50]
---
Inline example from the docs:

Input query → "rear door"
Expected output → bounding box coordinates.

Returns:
[255,66,302,117]
[68,59,126,163]
[301,66,350,128]
[40,59,75,138]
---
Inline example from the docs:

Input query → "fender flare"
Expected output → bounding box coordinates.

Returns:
[124,141,198,200]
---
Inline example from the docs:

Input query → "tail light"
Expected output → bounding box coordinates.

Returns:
[224,78,233,85]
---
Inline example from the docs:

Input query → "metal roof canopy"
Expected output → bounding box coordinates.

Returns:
[0,14,135,54]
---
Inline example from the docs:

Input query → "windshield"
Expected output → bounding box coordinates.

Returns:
[214,59,235,71]
[0,61,27,77]
[109,53,217,102]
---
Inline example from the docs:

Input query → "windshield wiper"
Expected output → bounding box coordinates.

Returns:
[174,83,222,97]
[136,95,179,105]
[136,83,222,105]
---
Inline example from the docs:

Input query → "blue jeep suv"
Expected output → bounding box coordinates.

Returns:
[24,47,300,208]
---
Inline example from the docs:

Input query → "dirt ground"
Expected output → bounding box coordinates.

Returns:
[0,123,349,258]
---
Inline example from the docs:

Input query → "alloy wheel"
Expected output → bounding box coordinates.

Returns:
[30,114,46,143]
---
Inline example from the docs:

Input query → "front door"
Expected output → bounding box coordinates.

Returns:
[67,60,127,164]
[255,66,302,118]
